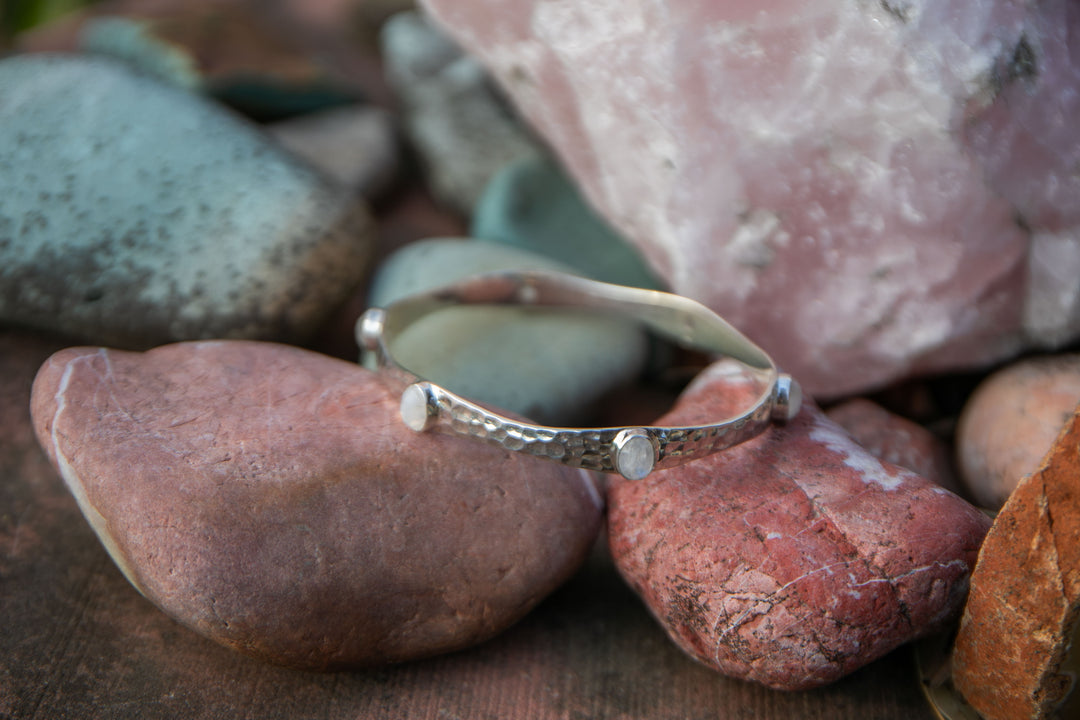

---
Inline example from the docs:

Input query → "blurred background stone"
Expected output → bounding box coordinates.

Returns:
[14,0,389,116]
[267,104,400,201]
[956,354,1080,509]
[366,238,648,425]
[307,186,469,361]
[79,15,201,88]
[0,54,373,349]
[380,10,540,215]
[472,154,663,290]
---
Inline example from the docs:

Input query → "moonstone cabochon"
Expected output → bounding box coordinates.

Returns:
[0,55,372,349]
[30,341,603,669]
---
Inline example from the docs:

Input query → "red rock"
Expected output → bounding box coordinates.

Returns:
[30,341,602,670]
[826,398,960,495]
[956,354,1080,509]
[607,362,990,690]
[952,408,1080,720]
[421,0,1080,397]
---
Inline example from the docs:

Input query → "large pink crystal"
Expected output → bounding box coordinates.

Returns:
[422,0,1080,396]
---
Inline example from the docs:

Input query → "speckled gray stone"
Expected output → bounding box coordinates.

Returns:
[366,239,649,425]
[0,54,373,349]
[380,11,539,214]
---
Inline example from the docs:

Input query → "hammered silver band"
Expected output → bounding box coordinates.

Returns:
[357,271,801,480]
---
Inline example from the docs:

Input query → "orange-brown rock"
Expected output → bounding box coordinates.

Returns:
[608,362,990,691]
[952,408,1080,720]
[827,398,960,494]
[956,354,1080,509]
[30,341,603,669]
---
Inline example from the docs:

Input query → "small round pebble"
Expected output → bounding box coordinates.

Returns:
[956,354,1080,509]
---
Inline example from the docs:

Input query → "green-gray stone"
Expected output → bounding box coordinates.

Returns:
[0,55,372,349]
[471,155,664,290]
[380,11,539,214]
[80,17,201,90]
[367,239,649,425]
[78,16,360,121]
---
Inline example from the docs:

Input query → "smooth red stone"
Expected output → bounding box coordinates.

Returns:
[30,341,602,670]
[826,398,960,495]
[607,362,990,690]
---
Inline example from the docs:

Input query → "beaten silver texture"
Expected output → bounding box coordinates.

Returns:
[358,270,800,480]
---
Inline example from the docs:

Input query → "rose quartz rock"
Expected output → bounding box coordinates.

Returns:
[956,354,1080,509]
[421,0,1080,397]
[30,341,602,669]
[608,362,990,690]
[827,398,960,494]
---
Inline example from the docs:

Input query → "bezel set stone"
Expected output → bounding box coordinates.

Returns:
[357,308,386,353]
[772,374,802,422]
[612,428,657,481]
[400,382,435,432]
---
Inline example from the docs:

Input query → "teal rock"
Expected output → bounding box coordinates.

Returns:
[367,239,648,424]
[472,155,664,290]
[75,13,361,121]
[0,54,373,349]
[80,17,201,90]
[380,11,539,214]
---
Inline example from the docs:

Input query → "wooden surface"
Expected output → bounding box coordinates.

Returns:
[0,330,935,720]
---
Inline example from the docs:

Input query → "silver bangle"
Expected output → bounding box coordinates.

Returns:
[357,271,801,481]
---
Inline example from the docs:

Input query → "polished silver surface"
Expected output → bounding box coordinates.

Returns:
[357,271,801,480]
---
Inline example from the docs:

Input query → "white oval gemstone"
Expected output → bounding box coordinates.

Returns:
[614,430,655,481]
[400,383,433,432]
[784,377,803,421]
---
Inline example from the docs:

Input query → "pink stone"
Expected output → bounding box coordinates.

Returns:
[826,398,961,495]
[30,341,603,669]
[607,362,990,690]
[956,353,1080,509]
[421,0,1080,397]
